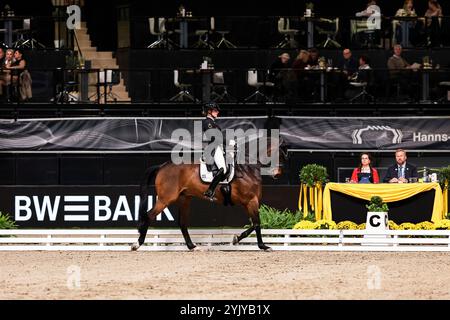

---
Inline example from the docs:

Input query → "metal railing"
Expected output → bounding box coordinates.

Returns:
[7,66,448,106]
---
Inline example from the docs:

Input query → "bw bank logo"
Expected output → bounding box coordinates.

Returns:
[352,126,403,145]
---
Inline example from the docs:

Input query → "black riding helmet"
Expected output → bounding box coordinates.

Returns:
[203,102,220,115]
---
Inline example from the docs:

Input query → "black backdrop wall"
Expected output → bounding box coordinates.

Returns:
[2,152,450,186]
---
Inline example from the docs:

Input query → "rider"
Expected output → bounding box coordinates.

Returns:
[202,102,227,200]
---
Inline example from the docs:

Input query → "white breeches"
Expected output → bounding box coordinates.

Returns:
[214,145,227,173]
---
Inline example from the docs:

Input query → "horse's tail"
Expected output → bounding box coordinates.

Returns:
[138,162,167,222]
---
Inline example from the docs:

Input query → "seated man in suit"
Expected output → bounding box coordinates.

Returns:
[383,149,418,183]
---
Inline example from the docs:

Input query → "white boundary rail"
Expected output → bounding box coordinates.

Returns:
[1,229,450,252]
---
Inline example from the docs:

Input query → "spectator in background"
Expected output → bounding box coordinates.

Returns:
[0,47,4,67]
[292,50,312,101]
[0,48,13,98]
[308,48,320,67]
[425,0,443,26]
[336,49,358,101]
[269,53,291,82]
[396,0,417,17]
[394,0,417,45]
[383,149,418,183]
[387,45,412,72]
[345,55,372,99]
[0,47,4,97]
[355,55,372,81]
[425,0,443,47]
[355,0,382,48]
[387,44,420,100]
[292,50,310,79]
[338,48,358,79]
[350,153,380,184]
[356,0,380,17]
[269,53,294,102]
[6,49,31,101]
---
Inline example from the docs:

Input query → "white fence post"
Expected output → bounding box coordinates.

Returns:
[46,234,52,247]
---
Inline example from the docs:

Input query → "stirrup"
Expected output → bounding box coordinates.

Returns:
[203,190,217,201]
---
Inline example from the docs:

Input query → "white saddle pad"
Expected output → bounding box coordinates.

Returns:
[199,158,235,184]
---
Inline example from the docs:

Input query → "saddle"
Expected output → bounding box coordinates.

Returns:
[199,144,236,206]
[199,159,235,184]
[199,140,236,184]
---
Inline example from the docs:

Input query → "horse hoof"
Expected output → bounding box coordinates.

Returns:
[232,235,239,245]
[259,246,272,252]
[131,243,140,251]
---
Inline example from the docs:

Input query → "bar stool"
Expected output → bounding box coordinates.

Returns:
[276,17,299,48]
[211,72,236,102]
[244,70,274,103]
[147,17,178,49]
[169,70,197,102]
[438,81,450,103]
[193,17,215,49]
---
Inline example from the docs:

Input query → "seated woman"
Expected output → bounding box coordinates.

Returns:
[394,0,417,45]
[350,152,380,183]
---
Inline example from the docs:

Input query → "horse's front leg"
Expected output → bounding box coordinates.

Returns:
[233,197,271,251]
[177,195,196,250]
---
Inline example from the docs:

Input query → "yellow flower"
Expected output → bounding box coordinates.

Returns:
[415,221,435,230]
[336,221,359,230]
[357,223,366,230]
[314,220,337,230]
[388,220,399,230]
[293,220,316,230]
[399,223,417,230]
[433,219,450,230]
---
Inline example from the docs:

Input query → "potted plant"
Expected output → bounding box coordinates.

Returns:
[299,164,328,219]
[299,164,328,188]
[366,196,389,213]
[438,165,450,190]
[365,196,389,231]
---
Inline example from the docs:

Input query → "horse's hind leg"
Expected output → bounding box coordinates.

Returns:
[132,199,168,251]
[177,195,196,250]
[232,225,255,245]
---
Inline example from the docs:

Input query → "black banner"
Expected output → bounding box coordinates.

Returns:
[0,117,268,151]
[2,116,450,151]
[281,116,450,150]
[0,186,299,228]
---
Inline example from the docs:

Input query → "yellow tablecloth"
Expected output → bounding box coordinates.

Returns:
[322,182,445,222]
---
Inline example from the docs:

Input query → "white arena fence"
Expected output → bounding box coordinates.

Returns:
[1,229,450,252]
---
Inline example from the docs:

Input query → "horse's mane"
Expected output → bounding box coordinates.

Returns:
[234,140,264,180]
[235,163,261,180]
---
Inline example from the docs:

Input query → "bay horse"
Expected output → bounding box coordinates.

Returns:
[131,139,287,251]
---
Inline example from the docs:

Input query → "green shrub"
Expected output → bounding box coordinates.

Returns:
[259,205,302,229]
[438,165,450,189]
[299,164,328,187]
[366,196,389,212]
[0,212,17,229]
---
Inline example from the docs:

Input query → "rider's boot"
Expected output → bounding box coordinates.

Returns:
[204,168,225,201]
